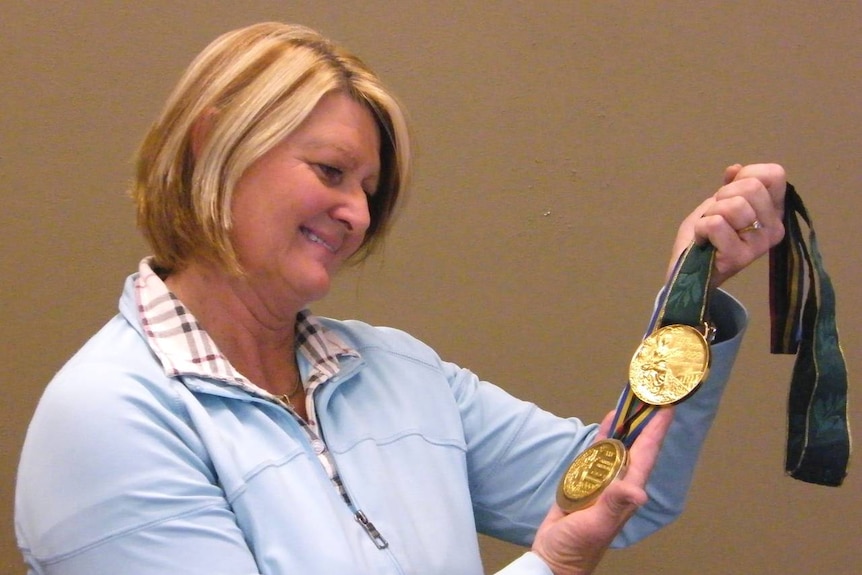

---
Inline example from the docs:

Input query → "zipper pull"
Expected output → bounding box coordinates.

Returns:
[354,510,389,549]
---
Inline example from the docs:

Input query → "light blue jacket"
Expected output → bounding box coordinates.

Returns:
[15,275,746,574]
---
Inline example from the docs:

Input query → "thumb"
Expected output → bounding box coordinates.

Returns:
[596,480,646,527]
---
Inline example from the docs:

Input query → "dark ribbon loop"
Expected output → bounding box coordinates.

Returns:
[770,184,851,486]
[611,183,850,488]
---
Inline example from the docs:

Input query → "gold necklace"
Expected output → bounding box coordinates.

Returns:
[278,374,303,405]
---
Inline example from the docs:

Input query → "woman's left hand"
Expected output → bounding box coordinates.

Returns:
[669,163,787,287]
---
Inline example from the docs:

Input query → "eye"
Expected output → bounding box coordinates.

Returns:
[315,163,343,185]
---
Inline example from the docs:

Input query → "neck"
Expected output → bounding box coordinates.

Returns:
[164,260,302,397]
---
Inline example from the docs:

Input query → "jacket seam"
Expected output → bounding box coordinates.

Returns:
[37,501,229,566]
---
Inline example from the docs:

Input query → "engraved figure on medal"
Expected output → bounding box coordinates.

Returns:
[629,324,711,405]
[556,438,628,513]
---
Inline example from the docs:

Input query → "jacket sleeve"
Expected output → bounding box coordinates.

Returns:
[451,289,747,551]
[611,288,747,547]
[15,361,262,575]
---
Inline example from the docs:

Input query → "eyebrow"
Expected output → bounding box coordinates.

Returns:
[303,140,370,165]
[304,139,381,187]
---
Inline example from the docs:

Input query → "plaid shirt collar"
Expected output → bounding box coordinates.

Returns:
[133,258,359,400]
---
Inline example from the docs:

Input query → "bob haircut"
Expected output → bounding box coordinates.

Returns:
[132,22,411,275]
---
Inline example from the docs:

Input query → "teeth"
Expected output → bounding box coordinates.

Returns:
[302,228,336,252]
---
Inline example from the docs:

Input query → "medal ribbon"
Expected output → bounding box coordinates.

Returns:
[770,184,851,486]
[610,241,716,447]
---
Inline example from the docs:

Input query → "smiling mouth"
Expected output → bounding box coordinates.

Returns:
[301,226,338,253]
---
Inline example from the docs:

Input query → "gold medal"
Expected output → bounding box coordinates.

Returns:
[556,438,629,513]
[554,244,716,514]
[628,324,711,406]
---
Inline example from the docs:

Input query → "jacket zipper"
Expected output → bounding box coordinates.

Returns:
[354,510,389,549]
[274,394,389,550]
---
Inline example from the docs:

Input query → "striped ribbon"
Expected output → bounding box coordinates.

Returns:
[770,184,850,486]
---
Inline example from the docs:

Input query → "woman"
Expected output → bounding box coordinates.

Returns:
[15,22,786,574]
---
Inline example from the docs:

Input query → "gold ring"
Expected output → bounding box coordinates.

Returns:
[737,220,763,234]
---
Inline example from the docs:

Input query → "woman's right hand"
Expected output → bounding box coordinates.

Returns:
[530,407,674,574]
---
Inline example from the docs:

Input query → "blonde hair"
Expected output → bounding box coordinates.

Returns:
[132,22,411,274]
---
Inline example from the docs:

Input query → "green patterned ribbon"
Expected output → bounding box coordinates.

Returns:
[770,184,851,486]
[609,241,715,447]
[657,241,716,329]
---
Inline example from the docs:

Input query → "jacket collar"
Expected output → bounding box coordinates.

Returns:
[118,258,361,402]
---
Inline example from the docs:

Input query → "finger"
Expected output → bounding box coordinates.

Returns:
[727,163,787,213]
[574,475,647,544]
[692,215,761,286]
[596,410,616,440]
[703,194,760,235]
[697,213,772,255]
[723,163,743,185]
[601,475,648,515]
[699,177,785,255]
[669,196,715,265]
[621,407,674,488]
[712,177,780,232]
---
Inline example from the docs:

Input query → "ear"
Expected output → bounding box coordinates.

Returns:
[190,108,218,161]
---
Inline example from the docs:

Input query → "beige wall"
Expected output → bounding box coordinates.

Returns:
[2,2,860,574]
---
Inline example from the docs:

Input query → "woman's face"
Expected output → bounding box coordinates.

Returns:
[229,91,380,311]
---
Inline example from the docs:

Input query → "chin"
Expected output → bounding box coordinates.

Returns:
[299,274,334,304]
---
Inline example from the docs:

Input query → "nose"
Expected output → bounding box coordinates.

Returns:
[331,185,371,234]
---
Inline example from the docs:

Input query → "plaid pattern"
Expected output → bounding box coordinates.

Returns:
[133,258,370,529]
[134,258,358,406]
